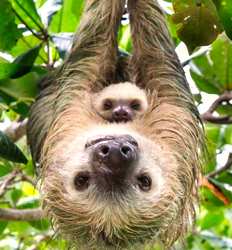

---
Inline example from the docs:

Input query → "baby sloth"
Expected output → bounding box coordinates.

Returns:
[92,82,148,122]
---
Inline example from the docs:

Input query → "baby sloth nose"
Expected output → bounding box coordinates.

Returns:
[91,135,138,190]
[113,107,132,122]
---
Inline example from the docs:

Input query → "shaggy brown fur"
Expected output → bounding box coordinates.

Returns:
[27,0,204,249]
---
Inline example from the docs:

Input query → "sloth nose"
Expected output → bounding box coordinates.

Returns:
[91,136,138,188]
[94,140,137,168]
[113,107,132,122]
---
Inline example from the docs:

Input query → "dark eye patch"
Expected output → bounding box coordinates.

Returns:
[103,99,113,110]
[130,100,141,110]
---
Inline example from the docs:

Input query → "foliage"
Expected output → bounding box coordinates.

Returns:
[0,0,231,249]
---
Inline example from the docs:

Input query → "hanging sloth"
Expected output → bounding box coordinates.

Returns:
[27,0,204,249]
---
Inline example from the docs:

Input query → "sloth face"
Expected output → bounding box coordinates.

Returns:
[99,98,146,122]
[42,124,186,249]
[92,82,148,123]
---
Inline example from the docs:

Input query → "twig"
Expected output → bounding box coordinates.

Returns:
[181,47,209,67]
[201,92,232,124]
[207,153,232,178]
[0,169,19,197]
[20,173,37,187]
[0,208,44,221]
[0,168,36,198]
[200,175,230,205]
[4,119,28,142]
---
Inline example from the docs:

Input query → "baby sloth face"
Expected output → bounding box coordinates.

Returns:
[92,82,148,123]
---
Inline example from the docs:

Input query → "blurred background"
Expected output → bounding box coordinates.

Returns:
[0,0,231,249]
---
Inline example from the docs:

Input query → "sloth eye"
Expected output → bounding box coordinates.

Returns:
[103,99,113,110]
[137,174,152,191]
[130,100,141,110]
[74,172,90,191]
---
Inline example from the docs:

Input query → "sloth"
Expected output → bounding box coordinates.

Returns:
[92,82,148,122]
[27,0,204,249]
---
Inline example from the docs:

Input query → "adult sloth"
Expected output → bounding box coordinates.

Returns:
[27,0,203,249]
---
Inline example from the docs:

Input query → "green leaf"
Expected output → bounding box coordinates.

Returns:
[190,36,232,94]
[0,45,41,80]
[204,124,221,173]
[216,104,232,117]
[0,131,27,164]
[10,0,44,31]
[217,172,232,186]
[36,0,47,8]
[49,0,84,33]
[210,36,232,90]
[11,44,42,78]
[0,221,8,234]
[0,72,39,99]
[191,70,221,94]
[10,35,47,65]
[0,0,22,51]
[118,25,132,52]
[0,163,13,177]
[200,210,224,230]
[215,0,232,40]
[172,0,222,51]
[10,101,30,117]
[29,219,50,230]
[11,189,23,204]
[191,53,223,94]
[0,63,19,80]
[224,125,232,145]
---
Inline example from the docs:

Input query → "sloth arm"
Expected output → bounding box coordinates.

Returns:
[128,0,196,110]
[65,0,126,91]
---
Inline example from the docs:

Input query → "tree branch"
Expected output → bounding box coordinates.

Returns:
[181,47,209,67]
[0,169,19,197]
[0,208,44,221]
[201,92,232,124]
[200,175,230,205]
[207,153,232,178]
[4,119,28,142]
[20,173,37,187]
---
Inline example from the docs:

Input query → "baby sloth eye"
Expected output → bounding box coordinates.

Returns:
[137,174,152,191]
[103,99,113,110]
[74,171,90,191]
[130,100,141,110]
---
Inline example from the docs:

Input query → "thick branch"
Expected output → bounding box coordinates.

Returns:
[0,208,44,221]
[207,153,232,178]
[201,92,232,124]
